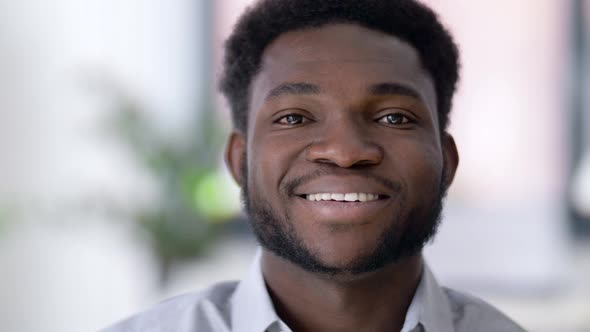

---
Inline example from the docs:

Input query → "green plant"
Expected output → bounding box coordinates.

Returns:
[108,91,237,284]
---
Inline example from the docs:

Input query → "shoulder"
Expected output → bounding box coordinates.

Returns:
[101,281,238,332]
[443,287,527,332]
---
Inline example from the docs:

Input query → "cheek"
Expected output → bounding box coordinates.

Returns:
[399,141,444,195]
[248,134,302,199]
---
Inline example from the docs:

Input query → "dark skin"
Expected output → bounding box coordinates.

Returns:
[226,24,459,332]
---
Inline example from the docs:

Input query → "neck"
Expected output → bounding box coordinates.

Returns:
[261,250,423,332]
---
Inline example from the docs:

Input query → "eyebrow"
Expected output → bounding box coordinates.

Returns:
[368,82,421,99]
[264,81,422,101]
[265,82,321,100]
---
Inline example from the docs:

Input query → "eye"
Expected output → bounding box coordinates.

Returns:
[275,113,309,126]
[377,113,414,126]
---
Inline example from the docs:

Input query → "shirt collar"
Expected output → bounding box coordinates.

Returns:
[231,249,283,332]
[402,263,455,332]
[231,250,454,332]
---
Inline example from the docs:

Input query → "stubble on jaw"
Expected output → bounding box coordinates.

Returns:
[240,153,449,277]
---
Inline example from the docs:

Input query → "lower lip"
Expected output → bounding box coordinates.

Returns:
[293,196,392,223]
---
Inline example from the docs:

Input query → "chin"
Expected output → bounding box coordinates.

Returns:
[306,244,383,271]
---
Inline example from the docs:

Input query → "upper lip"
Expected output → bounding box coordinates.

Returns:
[292,175,395,198]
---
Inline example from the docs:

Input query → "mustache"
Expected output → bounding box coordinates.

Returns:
[283,166,403,195]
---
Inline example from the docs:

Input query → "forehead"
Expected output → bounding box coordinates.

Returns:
[249,23,437,126]
[264,23,422,69]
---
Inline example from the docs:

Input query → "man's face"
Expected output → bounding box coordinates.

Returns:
[227,23,458,275]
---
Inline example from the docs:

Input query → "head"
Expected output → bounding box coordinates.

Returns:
[222,0,460,276]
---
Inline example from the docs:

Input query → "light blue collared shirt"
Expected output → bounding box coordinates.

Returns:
[104,250,526,332]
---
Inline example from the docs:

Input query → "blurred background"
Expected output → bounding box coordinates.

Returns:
[0,0,589,331]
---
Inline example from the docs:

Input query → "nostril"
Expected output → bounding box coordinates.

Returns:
[305,141,383,168]
[315,158,334,164]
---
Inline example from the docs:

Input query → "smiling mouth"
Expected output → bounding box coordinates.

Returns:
[297,193,390,202]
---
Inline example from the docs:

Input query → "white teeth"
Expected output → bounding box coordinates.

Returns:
[331,193,345,201]
[304,193,381,202]
[344,193,358,201]
[359,193,368,202]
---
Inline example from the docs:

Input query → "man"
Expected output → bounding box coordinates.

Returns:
[106,0,526,331]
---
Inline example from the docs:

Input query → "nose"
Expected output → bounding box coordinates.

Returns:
[305,119,383,168]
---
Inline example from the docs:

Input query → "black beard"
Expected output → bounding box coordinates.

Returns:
[241,160,448,276]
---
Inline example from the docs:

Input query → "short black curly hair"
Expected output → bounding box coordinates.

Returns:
[220,0,460,133]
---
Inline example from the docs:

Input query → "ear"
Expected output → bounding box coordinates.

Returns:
[225,130,247,188]
[441,133,459,188]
